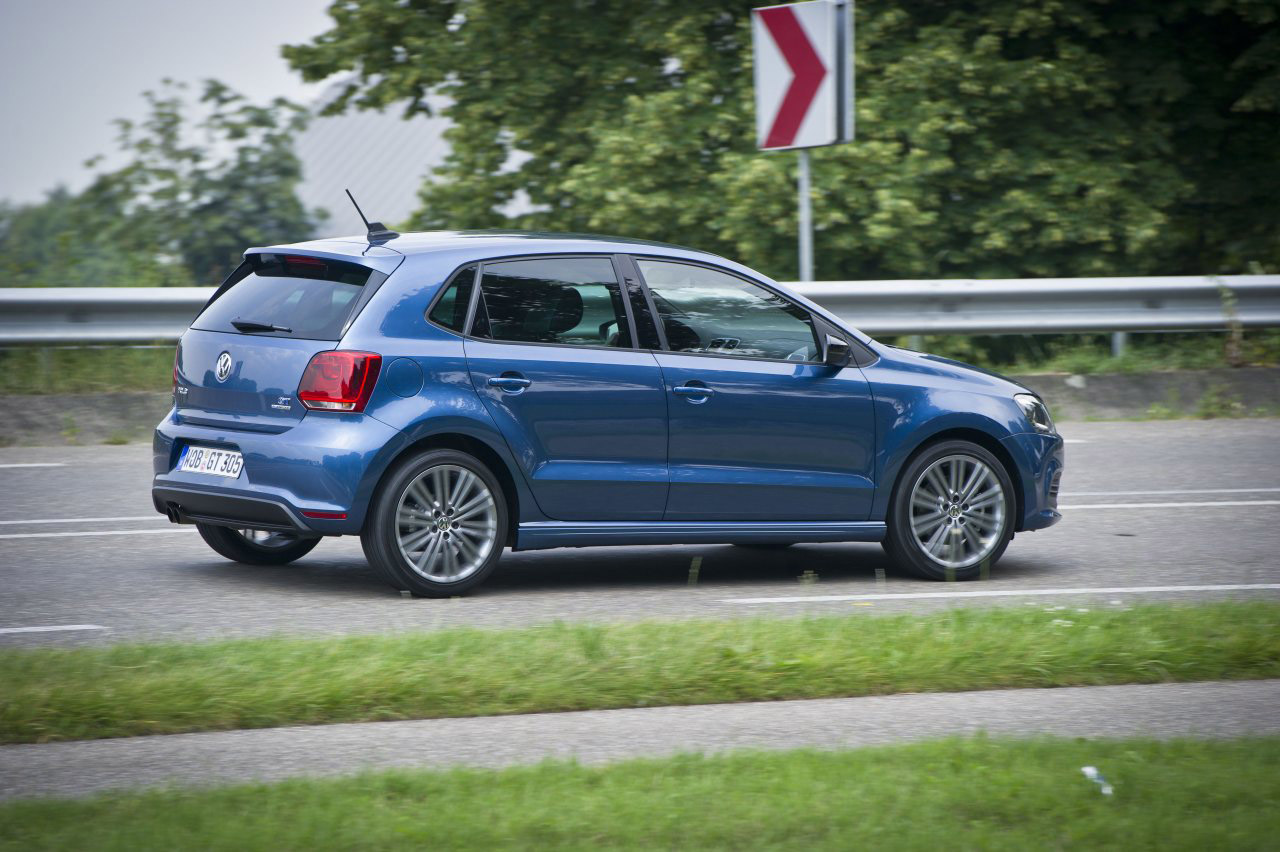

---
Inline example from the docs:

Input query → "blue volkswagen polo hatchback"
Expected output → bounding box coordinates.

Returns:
[153,231,1063,596]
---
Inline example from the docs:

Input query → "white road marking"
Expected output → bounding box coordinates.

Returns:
[1065,488,1280,496]
[0,624,106,635]
[0,516,162,526]
[1062,439,1088,444]
[0,463,65,469]
[0,529,195,540]
[1060,500,1280,510]
[722,583,1280,605]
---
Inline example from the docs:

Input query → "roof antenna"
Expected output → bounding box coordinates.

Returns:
[344,188,399,243]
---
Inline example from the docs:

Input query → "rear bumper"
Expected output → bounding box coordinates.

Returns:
[1000,431,1064,532]
[153,485,311,533]
[152,407,406,535]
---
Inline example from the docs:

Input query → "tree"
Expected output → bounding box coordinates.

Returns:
[0,80,321,287]
[285,0,1279,280]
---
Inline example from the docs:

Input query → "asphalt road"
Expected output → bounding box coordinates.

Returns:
[3,680,1277,800]
[2,419,1278,647]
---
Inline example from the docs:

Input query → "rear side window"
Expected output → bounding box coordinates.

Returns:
[193,254,373,341]
[472,257,632,348]
[428,265,477,333]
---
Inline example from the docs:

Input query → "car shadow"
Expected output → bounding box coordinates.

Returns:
[183,539,1056,599]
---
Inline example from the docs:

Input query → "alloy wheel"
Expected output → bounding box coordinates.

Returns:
[394,463,499,582]
[908,453,1006,569]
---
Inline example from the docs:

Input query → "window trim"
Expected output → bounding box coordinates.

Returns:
[424,262,480,336]
[452,252,647,354]
[627,254,827,366]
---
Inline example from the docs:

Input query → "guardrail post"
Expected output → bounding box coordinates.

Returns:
[1110,332,1128,358]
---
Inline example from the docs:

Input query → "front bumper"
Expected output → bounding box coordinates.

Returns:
[152,407,405,535]
[1000,430,1064,532]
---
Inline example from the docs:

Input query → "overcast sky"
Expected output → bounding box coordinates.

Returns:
[0,0,335,205]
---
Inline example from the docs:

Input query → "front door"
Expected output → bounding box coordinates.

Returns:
[634,257,876,521]
[464,255,669,521]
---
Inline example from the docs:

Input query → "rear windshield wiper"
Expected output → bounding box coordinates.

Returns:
[230,318,293,334]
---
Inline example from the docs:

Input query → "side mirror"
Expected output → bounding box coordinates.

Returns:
[824,334,851,368]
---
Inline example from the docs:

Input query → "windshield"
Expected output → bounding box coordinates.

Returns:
[193,254,374,341]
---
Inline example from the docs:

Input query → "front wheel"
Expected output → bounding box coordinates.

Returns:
[882,440,1015,580]
[361,449,508,597]
[196,524,321,566]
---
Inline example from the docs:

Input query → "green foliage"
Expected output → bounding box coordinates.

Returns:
[286,0,1280,281]
[4,738,1280,850]
[0,80,321,287]
[2,602,1275,744]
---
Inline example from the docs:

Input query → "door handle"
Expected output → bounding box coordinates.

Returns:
[672,383,714,400]
[487,375,532,391]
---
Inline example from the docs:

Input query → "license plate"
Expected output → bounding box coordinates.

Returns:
[178,446,244,479]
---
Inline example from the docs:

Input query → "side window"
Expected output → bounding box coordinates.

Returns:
[472,257,632,348]
[635,259,819,362]
[428,264,477,333]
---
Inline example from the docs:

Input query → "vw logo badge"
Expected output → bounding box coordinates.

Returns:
[215,352,233,382]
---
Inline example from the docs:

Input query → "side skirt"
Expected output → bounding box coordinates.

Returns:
[514,520,886,551]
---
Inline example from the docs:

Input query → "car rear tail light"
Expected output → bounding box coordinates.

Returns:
[297,351,382,412]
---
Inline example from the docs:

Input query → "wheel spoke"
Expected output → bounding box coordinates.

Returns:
[912,513,946,537]
[925,468,949,500]
[966,512,996,533]
[452,498,494,524]
[959,465,986,502]
[399,527,434,552]
[414,534,441,573]
[397,510,430,528]
[454,533,481,564]
[449,470,475,508]
[923,522,949,556]
[968,489,1002,510]
[408,480,434,511]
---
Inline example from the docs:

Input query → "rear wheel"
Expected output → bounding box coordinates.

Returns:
[196,524,320,566]
[361,449,508,597]
[883,440,1014,580]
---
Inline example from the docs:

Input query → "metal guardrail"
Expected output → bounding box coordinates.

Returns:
[1,276,1278,344]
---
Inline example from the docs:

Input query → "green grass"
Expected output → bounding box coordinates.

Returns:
[2,603,1276,745]
[0,346,172,394]
[896,329,1280,375]
[3,737,1278,850]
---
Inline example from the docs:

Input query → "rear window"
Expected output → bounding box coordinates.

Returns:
[193,254,374,341]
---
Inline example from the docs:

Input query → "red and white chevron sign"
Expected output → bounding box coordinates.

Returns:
[752,0,853,151]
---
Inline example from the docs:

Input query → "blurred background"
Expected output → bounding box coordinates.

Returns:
[0,0,1277,413]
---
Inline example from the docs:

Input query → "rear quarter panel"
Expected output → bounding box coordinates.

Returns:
[339,253,545,524]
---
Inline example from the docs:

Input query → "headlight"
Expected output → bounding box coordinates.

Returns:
[1015,393,1056,434]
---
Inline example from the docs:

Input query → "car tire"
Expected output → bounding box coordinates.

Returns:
[196,524,321,566]
[361,448,508,597]
[883,440,1015,581]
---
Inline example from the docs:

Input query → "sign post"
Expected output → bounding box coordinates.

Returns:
[752,0,854,281]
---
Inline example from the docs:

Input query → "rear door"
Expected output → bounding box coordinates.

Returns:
[460,255,669,521]
[176,251,397,430]
[631,257,877,521]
